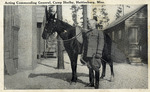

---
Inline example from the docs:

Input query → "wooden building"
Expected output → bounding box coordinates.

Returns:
[4,6,46,75]
[104,5,147,64]
[4,6,20,75]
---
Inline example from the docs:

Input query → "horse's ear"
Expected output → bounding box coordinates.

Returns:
[45,6,49,21]
[52,14,55,20]
[49,14,55,19]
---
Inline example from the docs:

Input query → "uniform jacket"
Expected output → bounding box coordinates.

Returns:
[82,29,104,58]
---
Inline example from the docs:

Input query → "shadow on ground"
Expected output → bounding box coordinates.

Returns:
[28,72,88,85]
[38,62,57,69]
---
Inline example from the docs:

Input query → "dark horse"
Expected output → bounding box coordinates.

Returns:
[42,14,114,88]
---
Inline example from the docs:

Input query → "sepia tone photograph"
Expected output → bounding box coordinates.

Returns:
[4,4,148,89]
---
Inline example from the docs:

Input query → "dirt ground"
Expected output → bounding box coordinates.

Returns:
[4,53,148,89]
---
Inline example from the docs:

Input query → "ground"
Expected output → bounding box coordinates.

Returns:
[4,52,148,89]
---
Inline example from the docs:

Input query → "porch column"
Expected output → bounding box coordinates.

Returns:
[18,6,37,70]
[83,5,88,29]
[57,5,64,69]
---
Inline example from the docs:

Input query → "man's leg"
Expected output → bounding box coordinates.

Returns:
[95,70,100,89]
[88,68,94,87]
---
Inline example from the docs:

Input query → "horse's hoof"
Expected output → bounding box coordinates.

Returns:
[110,76,114,82]
[85,83,94,87]
[70,82,76,85]
[100,75,105,78]
[100,76,104,80]
[100,76,104,79]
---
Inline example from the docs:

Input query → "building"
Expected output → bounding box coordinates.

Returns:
[4,6,46,75]
[104,5,148,64]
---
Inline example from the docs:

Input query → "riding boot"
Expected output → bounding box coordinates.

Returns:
[95,71,100,89]
[86,68,94,87]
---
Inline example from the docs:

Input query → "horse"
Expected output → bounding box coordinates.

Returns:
[42,14,114,88]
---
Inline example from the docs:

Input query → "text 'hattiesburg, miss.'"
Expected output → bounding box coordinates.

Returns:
[4,1,104,5]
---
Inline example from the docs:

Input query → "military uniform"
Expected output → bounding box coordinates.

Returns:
[81,28,104,71]
[82,29,104,58]
[79,18,105,88]
[80,28,104,88]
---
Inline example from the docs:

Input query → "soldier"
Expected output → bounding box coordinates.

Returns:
[80,19,104,89]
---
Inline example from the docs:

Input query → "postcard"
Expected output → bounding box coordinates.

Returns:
[1,0,150,92]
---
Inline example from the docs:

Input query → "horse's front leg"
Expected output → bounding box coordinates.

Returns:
[67,50,78,83]
[71,59,77,83]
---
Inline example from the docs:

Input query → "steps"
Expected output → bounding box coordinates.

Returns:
[129,57,143,65]
[43,52,57,58]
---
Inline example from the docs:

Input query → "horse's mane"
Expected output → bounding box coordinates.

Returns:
[55,19,74,29]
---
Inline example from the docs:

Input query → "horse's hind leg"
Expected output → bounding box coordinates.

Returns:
[100,61,106,79]
[108,60,114,82]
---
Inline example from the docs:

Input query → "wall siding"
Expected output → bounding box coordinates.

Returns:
[105,6,147,63]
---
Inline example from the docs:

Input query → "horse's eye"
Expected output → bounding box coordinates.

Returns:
[45,29,47,31]
[64,30,67,33]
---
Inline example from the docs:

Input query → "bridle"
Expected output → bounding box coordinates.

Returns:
[45,20,83,42]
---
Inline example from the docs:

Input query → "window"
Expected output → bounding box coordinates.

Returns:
[118,30,121,39]
[112,31,114,40]
[128,27,138,44]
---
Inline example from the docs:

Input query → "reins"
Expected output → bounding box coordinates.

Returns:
[46,28,82,42]
[57,31,82,42]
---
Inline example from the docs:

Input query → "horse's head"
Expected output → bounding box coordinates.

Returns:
[42,6,75,40]
[42,12,57,40]
[42,18,75,40]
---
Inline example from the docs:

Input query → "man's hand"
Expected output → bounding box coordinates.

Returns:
[95,53,102,58]
[82,28,88,33]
